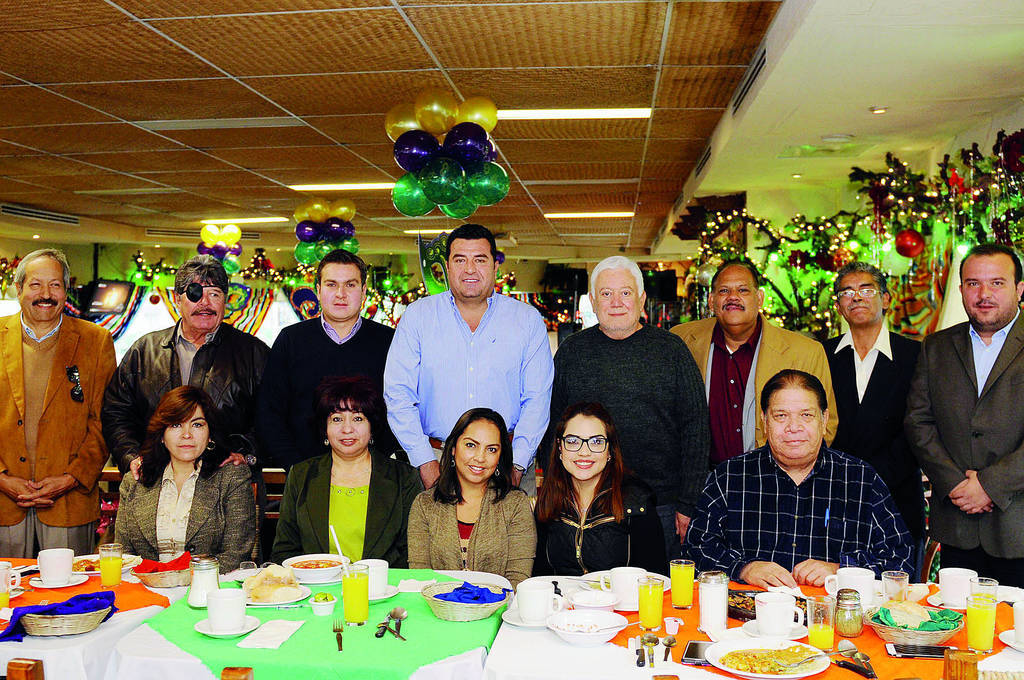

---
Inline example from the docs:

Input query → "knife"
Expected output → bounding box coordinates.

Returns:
[834,659,877,678]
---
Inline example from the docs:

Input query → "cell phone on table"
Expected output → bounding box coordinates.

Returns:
[681,640,712,665]
[885,643,950,659]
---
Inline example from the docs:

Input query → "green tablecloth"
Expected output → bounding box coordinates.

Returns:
[145,569,507,680]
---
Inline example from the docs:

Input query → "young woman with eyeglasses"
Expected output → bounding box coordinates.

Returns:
[533,402,666,576]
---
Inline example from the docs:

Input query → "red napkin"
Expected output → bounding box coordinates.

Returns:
[133,552,191,574]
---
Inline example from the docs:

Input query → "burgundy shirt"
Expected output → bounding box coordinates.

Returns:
[708,317,762,464]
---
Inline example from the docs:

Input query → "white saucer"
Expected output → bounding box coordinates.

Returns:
[501,607,548,629]
[297,576,344,586]
[998,630,1024,653]
[369,584,400,602]
[614,600,640,612]
[926,593,965,610]
[194,615,260,639]
[30,574,89,589]
[741,619,808,640]
[998,585,1024,603]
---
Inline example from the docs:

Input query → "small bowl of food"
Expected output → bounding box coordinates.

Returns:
[546,609,629,646]
[310,592,337,616]
[568,589,618,612]
[282,554,349,583]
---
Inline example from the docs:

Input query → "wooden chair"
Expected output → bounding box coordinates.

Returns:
[222,668,254,680]
[921,539,941,582]
[7,658,44,680]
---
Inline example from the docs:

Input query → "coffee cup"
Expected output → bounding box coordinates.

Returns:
[754,591,805,637]
[938,567,978,608]
[515,581,566,625]
[824,567,877,607]
[598,567,646,608]
[354,559,388,598]
[206,589,247,633]
[37,548,73,587]
[1013,600,1023,644]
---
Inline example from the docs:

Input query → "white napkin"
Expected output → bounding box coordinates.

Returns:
[704,625,749,643]
[237,620,304,649]
[398,578,437,593]
[979,646,1024,671]
[765,585,807,598]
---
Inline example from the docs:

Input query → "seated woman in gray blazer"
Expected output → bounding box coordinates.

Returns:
[115,386,256,572]
[270,376,421,565]
[407,408,536,587]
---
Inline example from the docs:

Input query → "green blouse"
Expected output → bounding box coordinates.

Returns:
[328,484,369,562]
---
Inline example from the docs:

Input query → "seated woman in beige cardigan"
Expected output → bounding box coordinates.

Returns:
[115,386,256,572]
[407,408,536,587]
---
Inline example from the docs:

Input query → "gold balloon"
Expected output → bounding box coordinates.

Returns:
[220,223,242,247]
[200,224,220,247]
[385,102,420,142]
[307,198,330,223]
[457,96,498,133]
[329,198,356,221]
[293,204,310,223]
[414,88,458,135]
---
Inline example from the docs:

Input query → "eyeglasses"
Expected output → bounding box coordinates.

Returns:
[560,435,608,453]
[66,365,83,403]
[837,288,880,299]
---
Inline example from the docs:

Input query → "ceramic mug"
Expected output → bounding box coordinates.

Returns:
[754,591,805,637]
[1014,600,1024,644]
[206,589,247,633]
[515,581,565,625]
[938,568,978,608]
[598,566,646,608]
[354,559,389,598]
[37,548,73,587]
[824,566,876,608]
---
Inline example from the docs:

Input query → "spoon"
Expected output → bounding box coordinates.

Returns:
[389,607,408,638]
[662,635,677,662]
[642,633,659,667]
[778,640,858,668]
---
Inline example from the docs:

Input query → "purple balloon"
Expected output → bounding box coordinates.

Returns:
[485,139,497,162]
[197,241,212,255]
[443,122,490,168]
[394,130,440,173]
[211,243,228,259]
[495,250,506,265]
[228,243,242,256]
[323,217,354,241]
[295,220,321,243]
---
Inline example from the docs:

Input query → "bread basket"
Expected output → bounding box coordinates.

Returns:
[864,605,963,645]
[421,581,509,622]
[21,607,111,636]
[130,567,192,588]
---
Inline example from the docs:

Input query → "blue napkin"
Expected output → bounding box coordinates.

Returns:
[433,581,510,604]
[0,591,118,642]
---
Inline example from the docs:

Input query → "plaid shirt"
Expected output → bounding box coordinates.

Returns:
[684,445,913,580]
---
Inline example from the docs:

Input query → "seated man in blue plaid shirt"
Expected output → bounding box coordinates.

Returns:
[685,369,913,589]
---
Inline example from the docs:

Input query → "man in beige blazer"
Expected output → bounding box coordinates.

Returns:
[672,261,837,465]
[0,249,116,556]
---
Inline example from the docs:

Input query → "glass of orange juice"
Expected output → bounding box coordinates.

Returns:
[638,576,663,631]
[806,596,836,650]
[670,559,695,609]
[98,543,123,588]
[342,564,369,626]
[0,562,20,608]
[966,593,997,652]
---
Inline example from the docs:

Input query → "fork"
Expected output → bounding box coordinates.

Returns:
[333,617,343,652]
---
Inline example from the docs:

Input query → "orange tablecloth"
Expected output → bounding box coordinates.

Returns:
[610,581,1015,679]
[4,557,170,617]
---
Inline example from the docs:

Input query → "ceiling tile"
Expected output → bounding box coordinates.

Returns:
[0,124,183,154]
[114,0,383,18]
[136,169,276,188]
[643,138,705,162]
[494,118,649,141]
[649,109,722,138]
[664,2,780,66]
[156,10,433,76]
[537,191,638,211]
[406,3,665,68]
[525,181,636,196]
[497,139,642,164]
[516,161,640,181]
[243,71,450,117]
[449,68,656,109]
[0,86,114,127]
[67,150,238,173]
[642,161,694,181]
[1,2,128,32]
[0,155,113,176]
[262,167,396,185]
[0,177,52,192]
[344,144,401,169]
[657,66,746,108]
[20,173,162,191]
[306,115,386,144]
[161,126,333,149]
[208,145,366,170]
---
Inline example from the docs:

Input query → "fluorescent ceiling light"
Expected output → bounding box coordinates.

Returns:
[288,182,396,191]
[498,108,651,120]
[135,117,303,131]
[75,187,182,195]
[561,232,630,237]
[869,106,888,115]
[201,217,288,225]
[544,211,635,219]
[403,229,448,235]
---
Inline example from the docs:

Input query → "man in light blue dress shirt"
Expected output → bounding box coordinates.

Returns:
[384,224,553,491]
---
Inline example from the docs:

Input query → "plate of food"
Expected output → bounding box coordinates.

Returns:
[242,565,312,606]
[705,639,829,679]
[72,554,143,574]
[728,590,808,622]
[281,553,349,584]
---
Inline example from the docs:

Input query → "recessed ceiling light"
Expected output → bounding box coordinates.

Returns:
[200,217,288,225]
[32,234,39,239]
[869,106,888,115]
[791,173,802,179]
[288,183,396,192]
[403,229,447,235]
[135,117,303,131]
[154,244,161,248]
[544,211,635,219]
[497,108,651,120]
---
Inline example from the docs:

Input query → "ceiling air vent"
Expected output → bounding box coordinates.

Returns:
[694,145,713,177]
[732,46,767,116]
[1,204,79,226]
[145,228,261,241]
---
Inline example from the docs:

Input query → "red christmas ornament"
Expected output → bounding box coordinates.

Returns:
[788,250,809,269]
[365,303,378,317]
[894,229,925,258]
[149,294,161,305]
[833,247,855,269]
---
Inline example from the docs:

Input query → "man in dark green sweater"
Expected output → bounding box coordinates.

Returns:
[544,256,710,560]
[257,250,398,468]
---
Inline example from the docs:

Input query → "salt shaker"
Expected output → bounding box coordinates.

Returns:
[834,588,864,637]
[186,555,220,608]
[698,570,729,635]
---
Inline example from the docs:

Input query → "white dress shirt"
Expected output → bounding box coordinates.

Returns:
[155,461,202,561]
[969,310,1020,396]
[834,327,892,402]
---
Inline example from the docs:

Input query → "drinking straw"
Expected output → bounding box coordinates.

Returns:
[329,525,351,576]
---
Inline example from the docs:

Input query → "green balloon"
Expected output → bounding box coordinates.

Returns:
[392,172,435,217]
[294,241,318,265]
[221,255,241,274]
[439,194,477,219]
[342,237,360,254]
[465,162,510,206]
[315,241,334,260]
[417,156,466,205]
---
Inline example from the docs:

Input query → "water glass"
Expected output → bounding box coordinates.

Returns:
[882,570,909,602]
[98,543,122,588]
[970,576,998,599]
[806,596,836,651]
[966,593,997,653]
[669,559,694,609]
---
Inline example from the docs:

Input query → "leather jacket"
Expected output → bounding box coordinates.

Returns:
[534,476,666,576]
[102,321,269,471]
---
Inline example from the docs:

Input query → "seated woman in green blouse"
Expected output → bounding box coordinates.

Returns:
[270,376,421,565]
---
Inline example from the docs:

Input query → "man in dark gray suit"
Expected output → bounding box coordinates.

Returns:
[906,243,1024,586]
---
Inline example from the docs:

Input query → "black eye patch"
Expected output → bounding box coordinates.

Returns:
[186,282,204,302]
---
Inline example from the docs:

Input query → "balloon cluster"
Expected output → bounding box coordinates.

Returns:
[386,90,510,218]
[197,224,243,274]
[291,197,360,266]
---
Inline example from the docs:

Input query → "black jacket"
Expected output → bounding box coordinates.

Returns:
[823,331,926,539]
[534,476,667,576]
[102,322,270,471]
